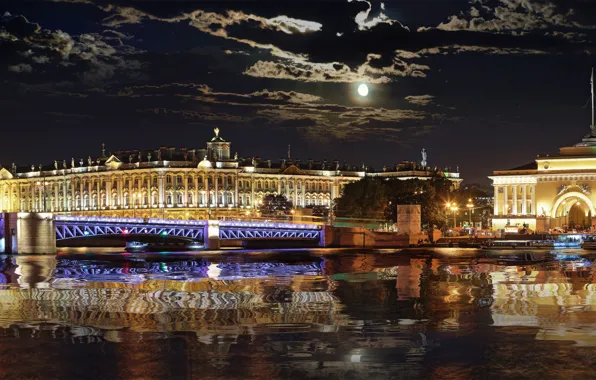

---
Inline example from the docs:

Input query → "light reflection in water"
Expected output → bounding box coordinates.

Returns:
[0,250,594,378]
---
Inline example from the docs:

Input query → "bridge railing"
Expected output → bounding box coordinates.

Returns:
[55,215,207,226]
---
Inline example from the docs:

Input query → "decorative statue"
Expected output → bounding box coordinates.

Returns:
[308,161,312,170]
[11,163,16,174]
[321,161,326,170]
[137,152,141,162]
[87,156,92,166]
[54,160,58,170]
[157,150,162,161]
[252,157,256,167]
[214,127,220,137]
[580,184,591,194]
[62,160,66,169]
[96,158,100,165]
[79,158,84,167]
[184,153,188,162]
[31,165,35,172]
[148,153,152,161]
[71,158,75,168]
[234,152,238,160]
[383,166,387,172]
[38,164,42,171]
[267,160,272,168]
[557,185,569,196]
[421,148,427,167]
[335,162,340,171]
[129,155,133,164]
[101,143,106,157]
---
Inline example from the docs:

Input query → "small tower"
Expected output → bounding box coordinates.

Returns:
[206,128,231,161]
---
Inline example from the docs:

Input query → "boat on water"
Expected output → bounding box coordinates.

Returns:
[581,236,596,249]
[125,240,205,252]
[481,251,555,265]
[482,240,543,250]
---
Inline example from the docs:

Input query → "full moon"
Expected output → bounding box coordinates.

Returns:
[357,83,369,97]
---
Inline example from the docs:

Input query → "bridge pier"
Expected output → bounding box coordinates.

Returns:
[1,212,56,254]
[204,220,220,250]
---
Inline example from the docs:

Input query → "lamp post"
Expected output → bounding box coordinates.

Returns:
[446,202,458,229]
[466,198,474,227]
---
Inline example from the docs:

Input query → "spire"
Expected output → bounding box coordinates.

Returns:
[288,144,291,159]
[590,67,596,134]
[214,127,220,137]
[101,142,106,157]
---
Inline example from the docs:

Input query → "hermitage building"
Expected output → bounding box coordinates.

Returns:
[0,128,461,220]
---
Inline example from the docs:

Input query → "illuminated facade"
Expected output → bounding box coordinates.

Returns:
[489,130,596,231]
[490,70,596,232]
[0,129,461,219]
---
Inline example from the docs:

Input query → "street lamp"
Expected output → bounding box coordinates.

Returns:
[446,202,458,228]
[466,198,474,227]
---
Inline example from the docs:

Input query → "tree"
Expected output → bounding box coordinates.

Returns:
[335,176,451,230]
[258,194,293,217]
[334,177,388,219]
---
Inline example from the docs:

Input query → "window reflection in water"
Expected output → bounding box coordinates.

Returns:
[0,251,594,378]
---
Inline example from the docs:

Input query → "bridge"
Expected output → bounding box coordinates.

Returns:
[1,212,326,253]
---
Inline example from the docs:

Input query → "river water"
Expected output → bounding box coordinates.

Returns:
[0,248,595,379]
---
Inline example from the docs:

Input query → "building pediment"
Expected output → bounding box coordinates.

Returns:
[104,155,122,170]
[282,165,306,175]
[0,168,13,180]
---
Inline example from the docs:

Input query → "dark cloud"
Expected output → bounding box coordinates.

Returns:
[2,0,595,183]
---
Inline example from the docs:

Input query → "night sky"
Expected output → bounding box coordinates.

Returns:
[2,0,596,184]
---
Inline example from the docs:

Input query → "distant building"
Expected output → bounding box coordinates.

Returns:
[0,129,461,219]
[490,71,596,231]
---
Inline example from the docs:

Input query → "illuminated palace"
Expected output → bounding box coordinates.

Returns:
[0,128,461,219]
[490,70,596,231]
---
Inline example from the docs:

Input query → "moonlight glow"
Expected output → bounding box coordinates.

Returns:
[357,84,369,97]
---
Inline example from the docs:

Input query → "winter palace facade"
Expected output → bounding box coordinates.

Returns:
[0,129,461,220]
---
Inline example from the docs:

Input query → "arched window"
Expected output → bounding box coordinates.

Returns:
[166,194,172,205]
[188,193,193,205]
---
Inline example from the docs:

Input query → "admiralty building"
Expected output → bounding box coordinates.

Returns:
[0,129,461,219]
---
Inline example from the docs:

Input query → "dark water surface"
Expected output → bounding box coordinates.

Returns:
[1,248,596,379]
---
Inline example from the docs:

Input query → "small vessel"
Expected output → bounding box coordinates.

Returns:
[482,251,554,265]
[126,241,149,252]
[125,240,204,252]
[581,237,596,249]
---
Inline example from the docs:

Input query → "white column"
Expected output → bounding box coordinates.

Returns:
[158,175,165,207]
[106,178,112,208]
[184,173,188,207]
[250,176,255,207]
[117,177,123,207]
[522,185,527,215]
[531,184,536,215]
[234,174,239,207]
[503,185,508,215]
[215,173,219,208]
[493,186,499,216]
[512,185,517,215]
[64,178,68,211]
